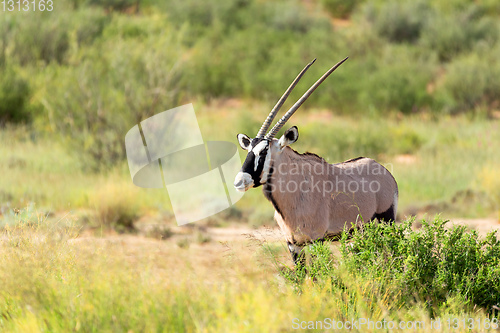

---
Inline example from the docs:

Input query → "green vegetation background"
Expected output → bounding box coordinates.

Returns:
[1,1,500,331]
[1,0,500,227]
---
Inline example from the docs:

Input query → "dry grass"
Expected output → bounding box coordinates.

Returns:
[0,210,498,332]
[478,166,500,221]
[90,180,142,231]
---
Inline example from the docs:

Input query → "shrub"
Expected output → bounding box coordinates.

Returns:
[0,19,8,68]
[278,217,500,313]
[341,218,500,310]
[41,33,184,170]
[321,0,364,19]
[40,58,126,170]
[10,13,70,65]
[264,1,329,34]
[86,0,138,12]
[420,7,499,62]
[159,0,252,42]
[298,116,427,162]
[90,181,141,232]
[389,125,425,154]
[75,8,111,46]
[299,121,390,161]
[436,52,500,113]
[180,0,335,103]
[361,56,434,114]
[162,0,327,37]
[0,68,31,125]
[364,0,431,43]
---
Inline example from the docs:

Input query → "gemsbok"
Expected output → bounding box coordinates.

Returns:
[234,58,398,266]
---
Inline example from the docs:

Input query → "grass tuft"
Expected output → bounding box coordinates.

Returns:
[90,181,141,232]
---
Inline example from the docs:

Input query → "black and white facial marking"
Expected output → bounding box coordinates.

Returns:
[234,135,272,192]
[233,126,299,192]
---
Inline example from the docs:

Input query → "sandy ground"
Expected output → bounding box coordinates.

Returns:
[447,217,500,236]
[62,216,500,278]
[163,217,500,244]
[73,216,500,253]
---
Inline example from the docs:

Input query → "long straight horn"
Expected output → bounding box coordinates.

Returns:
[255,59,316,138]
[265,57,348,140]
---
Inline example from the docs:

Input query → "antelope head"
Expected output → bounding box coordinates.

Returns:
[233,57,348,192]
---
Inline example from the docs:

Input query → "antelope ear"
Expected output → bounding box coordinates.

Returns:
[237,133,251,150]
[278,126,299,148]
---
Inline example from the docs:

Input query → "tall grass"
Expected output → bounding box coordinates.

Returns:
[1,210,498,332]
[0,68,31,125]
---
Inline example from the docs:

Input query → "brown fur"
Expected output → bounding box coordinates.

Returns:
[264,145,398,246]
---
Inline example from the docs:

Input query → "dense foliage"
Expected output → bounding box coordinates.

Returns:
[1,0,500,168]
[280,218,500,314]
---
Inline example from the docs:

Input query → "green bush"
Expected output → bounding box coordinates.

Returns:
[0,68,31,125]
[279,217,500,312]
[481,0,500,14]
[420,7,499,62]
[3,0,500,141]
[185,24,335,101]
[10,13,70,65]
[363,67,430,114]
[162,0,327,37]
[0,19,9,68]
[41,33,184,170]
[299,121,390,162]
[364,0,431,43]
[158,0,253,43]
[75,8,111,46]
[321,0,364,19]
[389,125,425,154]
[297,115,427,162]
[361,55,434,114]
[342,218,500,310]
[86,0,138,11]
[91,181,141,232]
[328,45,436,115]
[436,52,500,113]
[176,0,336,103]
[264,1,330,34]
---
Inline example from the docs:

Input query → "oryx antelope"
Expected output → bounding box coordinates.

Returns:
[234,58,398,266]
